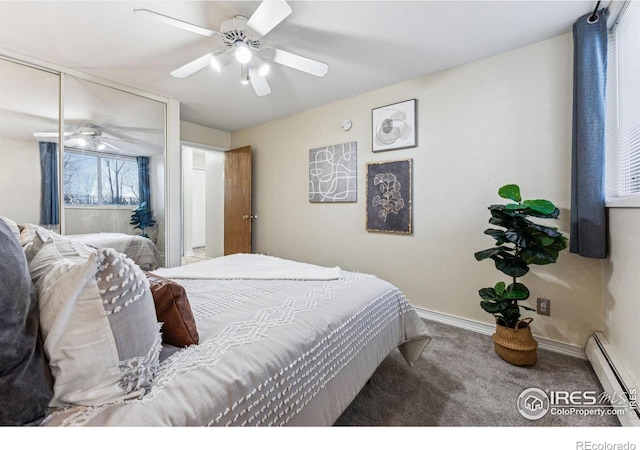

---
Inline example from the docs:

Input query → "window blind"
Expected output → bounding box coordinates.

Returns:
[607,1,640,198]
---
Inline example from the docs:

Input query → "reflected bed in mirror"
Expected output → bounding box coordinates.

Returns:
[65,232,164,271]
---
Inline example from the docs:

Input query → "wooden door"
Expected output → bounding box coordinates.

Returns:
[224,146,253,255]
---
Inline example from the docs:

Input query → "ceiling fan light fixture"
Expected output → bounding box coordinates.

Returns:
[234,41,252,64]
[257,62,270,77]
[252,53,270,77]
[141,1,329,98]
[240,64,250,84]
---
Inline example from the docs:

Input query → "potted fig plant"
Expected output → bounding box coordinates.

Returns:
[474,184,567,366]
[130,201,157,239]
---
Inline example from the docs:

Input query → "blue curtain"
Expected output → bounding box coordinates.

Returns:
[137,156,151,207]
[39,142,59,225]
[570,8,608,259]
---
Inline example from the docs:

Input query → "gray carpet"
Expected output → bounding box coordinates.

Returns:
[335,319,620,427]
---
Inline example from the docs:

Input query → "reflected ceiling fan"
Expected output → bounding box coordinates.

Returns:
[33,124,133,153]
[134,0,328,96]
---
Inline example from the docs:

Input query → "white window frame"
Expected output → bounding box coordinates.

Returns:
[605,1,640,208]
[63,149,140,209]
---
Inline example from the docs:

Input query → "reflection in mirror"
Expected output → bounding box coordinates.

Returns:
[0,58,60,232]
[58,76,166,269]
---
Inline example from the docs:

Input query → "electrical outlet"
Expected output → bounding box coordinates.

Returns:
[537,297,551,316]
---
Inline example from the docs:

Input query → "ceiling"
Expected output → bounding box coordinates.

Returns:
[0,1,600,133]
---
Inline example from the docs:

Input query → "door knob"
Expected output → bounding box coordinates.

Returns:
[242,214,258,221]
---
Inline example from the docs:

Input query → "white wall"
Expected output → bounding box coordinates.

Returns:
[231,34,605,348]
[179,120,229,260]
[604,209,640,389]
[205,150,225,258]
[64,208,132,235]
[191,150,207,248]
[181,121,231,149]
[0,137,41,224]
[181,145,225,259]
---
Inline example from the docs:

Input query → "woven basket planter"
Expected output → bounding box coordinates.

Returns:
[492,319,538,366]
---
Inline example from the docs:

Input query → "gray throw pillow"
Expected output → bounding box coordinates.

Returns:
[31,236,162,406]
[0,220,53,425]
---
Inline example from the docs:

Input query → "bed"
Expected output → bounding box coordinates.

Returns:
[1,218,430,427]
[65,232,164,271]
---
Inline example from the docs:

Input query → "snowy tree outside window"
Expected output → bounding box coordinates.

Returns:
[64,150,139,206]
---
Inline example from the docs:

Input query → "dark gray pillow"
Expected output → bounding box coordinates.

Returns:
[0,220,53,425]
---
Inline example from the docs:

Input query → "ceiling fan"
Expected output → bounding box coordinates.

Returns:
[33,124,132,153]
[134,0,328,97]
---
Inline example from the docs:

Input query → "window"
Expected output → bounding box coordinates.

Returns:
[606,1,640,205]
[64,150,139,206]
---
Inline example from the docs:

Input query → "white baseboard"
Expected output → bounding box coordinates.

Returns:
[585,332,640,427]
[413,306,586,360]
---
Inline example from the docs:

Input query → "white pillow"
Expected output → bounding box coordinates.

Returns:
[19,223,71,263]
[30,235,162,407]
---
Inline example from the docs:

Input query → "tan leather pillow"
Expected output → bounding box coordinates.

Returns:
[145,273,199,347]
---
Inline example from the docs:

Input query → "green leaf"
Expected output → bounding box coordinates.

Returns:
[504,230,528,247]
[504,282,530,300]
[481,300,510,313]
[498,184,521,203]
[494,281,506,296]
[474,247,505,261]
[533,234,555,247]
[478,287,498,300]
[522,248,557,265]
[494,256,529,278]
[522,199,557,216]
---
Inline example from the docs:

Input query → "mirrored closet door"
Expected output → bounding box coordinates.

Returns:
[0,58,60,232]
[61,76,166,256]
[1,56,169,266]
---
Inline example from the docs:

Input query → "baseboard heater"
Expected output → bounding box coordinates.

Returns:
[585,332,640,427]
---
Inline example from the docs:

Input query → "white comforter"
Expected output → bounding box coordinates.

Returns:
[42,254,430,426]
[154,253,342,280]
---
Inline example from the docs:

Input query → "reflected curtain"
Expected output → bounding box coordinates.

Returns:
[39,142,59,225]
[137,156,150,207]
[570,8,608,258]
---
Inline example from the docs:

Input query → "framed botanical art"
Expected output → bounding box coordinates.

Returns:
[366,159,412,234]
[372,99,417,152]
[309,141,357,202]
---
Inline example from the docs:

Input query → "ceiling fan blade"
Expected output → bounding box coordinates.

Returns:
[249,67,272,97]
[171,53,213,78]
[246,0,292,37]
[272,49,328,77]
[134,9,219,38]
[33,131,73,138]
[97,139,124,153]
[100,136,138,145]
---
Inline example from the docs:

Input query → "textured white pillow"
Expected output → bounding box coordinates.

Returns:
[30,236,162,407]
[19,223,73,264]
